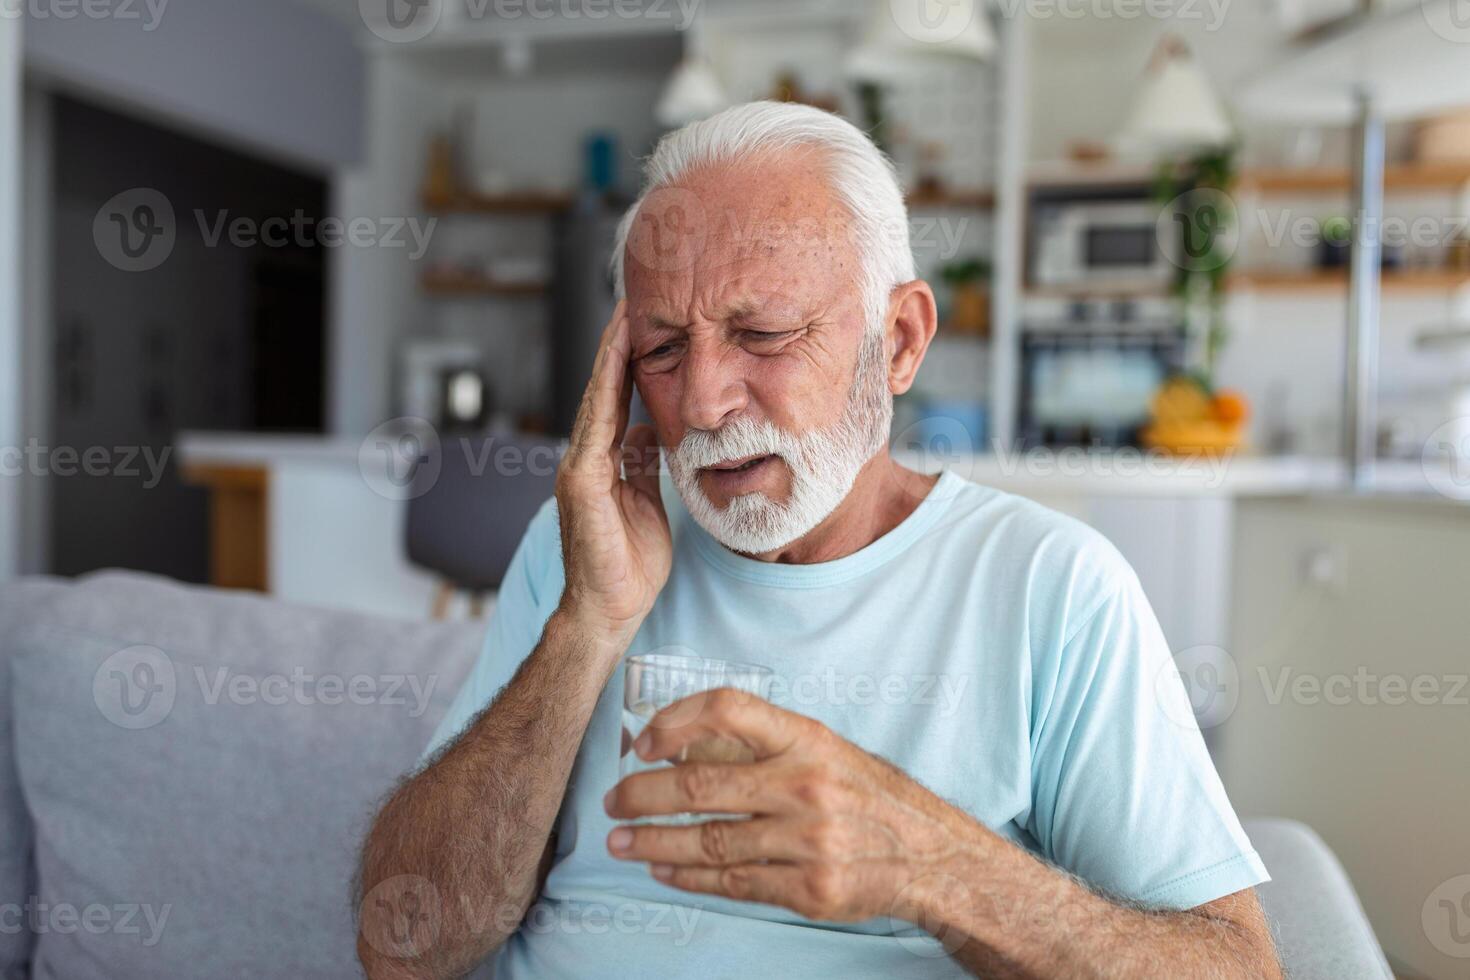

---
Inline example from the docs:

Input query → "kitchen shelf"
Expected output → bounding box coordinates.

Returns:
[1226,268,1470,293]
[1022,284,1173,300]
[906,188,996,209]
[1238,163,1470,195]
[1025,162,1157,188]
[422,191,572,214]
[421,270,548,297]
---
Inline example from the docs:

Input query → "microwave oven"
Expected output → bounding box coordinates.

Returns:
[1031,200,1178,290]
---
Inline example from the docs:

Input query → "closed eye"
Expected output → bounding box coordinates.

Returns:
[740,329,797,345]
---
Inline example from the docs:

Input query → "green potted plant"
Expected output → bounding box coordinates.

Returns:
[1154,145,1238,386]
[1319,214,1353,269]
[1317,213,1403,271]
[939,257,992,337]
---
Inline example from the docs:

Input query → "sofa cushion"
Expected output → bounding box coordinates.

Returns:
[2,571,485,979]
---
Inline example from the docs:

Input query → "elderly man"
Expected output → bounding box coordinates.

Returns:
[356,102,1278,979]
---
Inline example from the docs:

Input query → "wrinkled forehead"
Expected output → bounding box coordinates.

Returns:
[621,151,864,317]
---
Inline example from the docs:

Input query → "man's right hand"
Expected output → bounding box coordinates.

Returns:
[553,300,671,658]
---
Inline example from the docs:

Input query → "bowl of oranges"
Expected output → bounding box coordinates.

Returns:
[1141,375,1250,456]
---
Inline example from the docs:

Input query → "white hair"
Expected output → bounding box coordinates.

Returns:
[610,100,916,333]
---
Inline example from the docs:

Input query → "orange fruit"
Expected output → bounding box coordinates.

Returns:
[1212,390,1250,425]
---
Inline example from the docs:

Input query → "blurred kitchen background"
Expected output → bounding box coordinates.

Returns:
[2,0,1470,975]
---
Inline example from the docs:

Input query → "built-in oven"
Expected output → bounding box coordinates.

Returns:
[1018,319,1186,448]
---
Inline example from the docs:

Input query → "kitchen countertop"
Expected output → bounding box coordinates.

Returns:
[176,431,1460,501]
[179,432,366,467]
[929,451,1455,499]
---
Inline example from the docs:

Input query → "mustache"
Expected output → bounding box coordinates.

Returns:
[672,416,796,471]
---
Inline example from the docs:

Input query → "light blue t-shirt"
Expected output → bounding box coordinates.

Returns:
[425,469,1268,978]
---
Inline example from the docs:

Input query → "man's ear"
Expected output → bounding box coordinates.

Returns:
[885,280,939,396]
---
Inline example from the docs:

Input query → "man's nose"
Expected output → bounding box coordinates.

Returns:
[678,341,747,433]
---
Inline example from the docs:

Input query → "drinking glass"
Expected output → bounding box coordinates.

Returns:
[619,653,775,825]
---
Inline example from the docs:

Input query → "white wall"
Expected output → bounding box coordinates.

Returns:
[329,54,446,435]
[0,14,22,579]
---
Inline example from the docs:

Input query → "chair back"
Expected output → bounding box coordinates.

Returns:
[405,433,562,594]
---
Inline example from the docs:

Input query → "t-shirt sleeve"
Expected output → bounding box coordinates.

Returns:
[420,497,564,763]
[1026,560,1269,910]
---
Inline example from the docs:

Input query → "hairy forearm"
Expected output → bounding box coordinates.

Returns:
[921,830,1281,980]
[356,609,622,979]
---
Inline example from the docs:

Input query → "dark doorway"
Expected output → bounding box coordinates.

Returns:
[49,95,328,581]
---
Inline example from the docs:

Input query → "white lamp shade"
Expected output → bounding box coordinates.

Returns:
[846,0,996,81]
[656,57,729,128]
[1117,42,1234,153]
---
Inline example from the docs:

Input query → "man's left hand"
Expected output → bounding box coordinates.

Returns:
[603,687,980,923]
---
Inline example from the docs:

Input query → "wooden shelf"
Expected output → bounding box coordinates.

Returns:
[1227,268,1470,292]
[1023,284,1173,300]
[1238,163,1470,195]
[421,270,548,297]
[422,190,572,214]
[1025,162,1158,188]
[906,188,995,209]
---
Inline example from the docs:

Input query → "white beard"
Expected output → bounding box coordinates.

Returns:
[666,328,893,555]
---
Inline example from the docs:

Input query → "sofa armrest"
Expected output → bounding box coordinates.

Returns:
[1245,818,1392,979]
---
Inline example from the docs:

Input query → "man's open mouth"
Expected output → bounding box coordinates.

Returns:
[702,453,777,474]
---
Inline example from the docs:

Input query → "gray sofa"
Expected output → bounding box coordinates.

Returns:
[0,571,1392,978]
